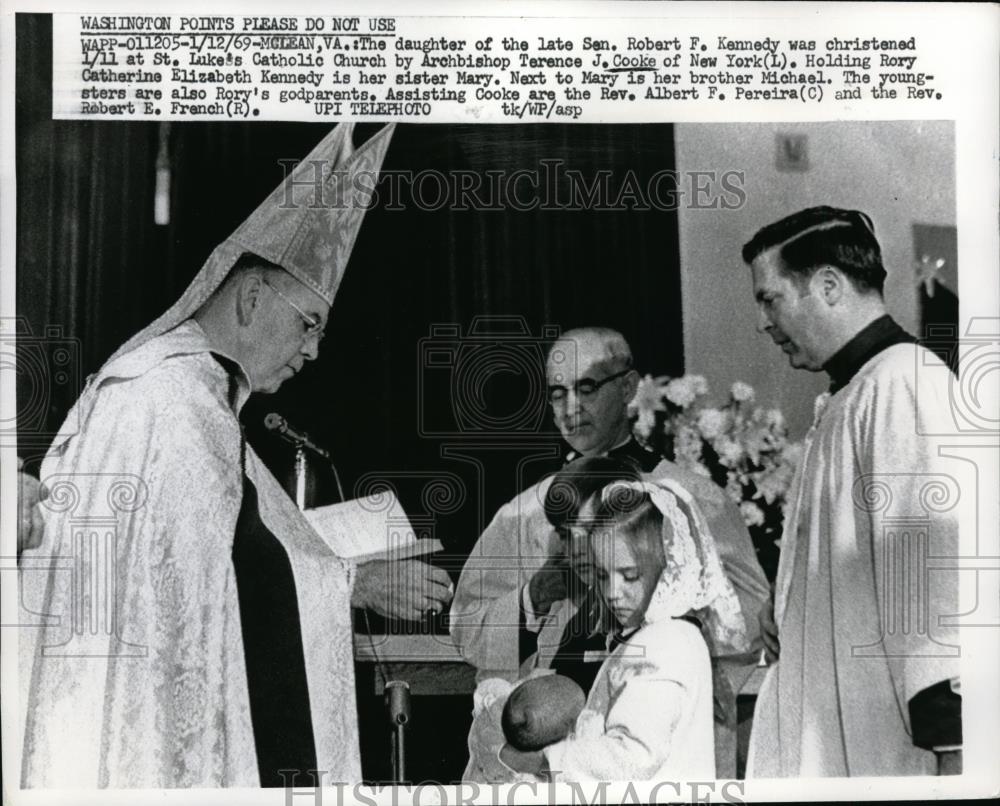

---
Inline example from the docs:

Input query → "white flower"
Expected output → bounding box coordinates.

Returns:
[753,468,787,505]
[780,495,793,521]
[665,377,698,408]
[742,426,771,466]
[731,381,755,403]
[696,407,726,440]
[630,374,666,416]
[782,442,804,472]
[750,442,802,506]
[740,500,766,527]
[645,372,798,541]
[765,408,785,431]
[673,424,703,465]
[724,473,744,504]
[715,435,744,467]
[634,408,657,440]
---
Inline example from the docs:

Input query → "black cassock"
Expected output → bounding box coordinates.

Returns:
[232,474,318,787]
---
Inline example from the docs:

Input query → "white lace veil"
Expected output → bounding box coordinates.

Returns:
[601,479,749,656]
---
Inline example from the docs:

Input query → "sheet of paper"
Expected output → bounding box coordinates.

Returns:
[304,490,442,561]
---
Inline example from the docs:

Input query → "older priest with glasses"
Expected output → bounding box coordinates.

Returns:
[451,327,770,778]
[18,123,452,788]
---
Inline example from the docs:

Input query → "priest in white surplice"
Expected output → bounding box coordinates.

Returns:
[742,207,962,777]
[18,123,453,788]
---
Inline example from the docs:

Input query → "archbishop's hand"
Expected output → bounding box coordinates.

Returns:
[17,457,47,555]
[351,559,453,621]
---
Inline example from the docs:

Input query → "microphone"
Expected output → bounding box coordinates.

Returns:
[264,413,331,461]
[385,680,411,727]
[264,413,346,502]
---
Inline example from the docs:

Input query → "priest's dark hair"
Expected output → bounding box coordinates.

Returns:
[741,206,887,295]
[543,455,643,533]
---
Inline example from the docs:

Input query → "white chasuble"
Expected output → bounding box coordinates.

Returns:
[20,322,359,787]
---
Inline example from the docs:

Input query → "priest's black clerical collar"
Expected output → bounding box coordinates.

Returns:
[823,315,916,394]
[565,436,660,473]
[209,352,251,411]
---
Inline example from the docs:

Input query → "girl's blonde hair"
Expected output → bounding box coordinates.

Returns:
[588,489,668,631]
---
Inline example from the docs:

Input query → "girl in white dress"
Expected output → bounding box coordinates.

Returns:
[502,477,748,782]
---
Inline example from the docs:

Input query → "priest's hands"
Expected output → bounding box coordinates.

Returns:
[17,457,47,555]
[527,531,593,618]
[527,555,570,618]
[759,595,780,663]
[351,559,453,621]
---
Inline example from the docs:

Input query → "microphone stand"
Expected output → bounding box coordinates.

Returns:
[268,411,411,781]
[294,446,307,510]
[264,412,346,506]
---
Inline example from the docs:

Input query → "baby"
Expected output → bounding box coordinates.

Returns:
[501,674,587,752]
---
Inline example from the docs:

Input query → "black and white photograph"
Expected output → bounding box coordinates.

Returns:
[3,3,998,803]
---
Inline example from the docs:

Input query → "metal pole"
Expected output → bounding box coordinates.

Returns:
[393,724,406,783]
[294,445,307,510]
[384,680,410,783]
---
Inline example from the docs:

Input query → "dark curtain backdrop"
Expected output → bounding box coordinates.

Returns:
[16,14,684,560]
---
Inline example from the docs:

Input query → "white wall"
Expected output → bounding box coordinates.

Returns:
[675,121,955,437]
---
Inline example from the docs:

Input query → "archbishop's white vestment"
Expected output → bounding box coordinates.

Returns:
[20,322,359,787]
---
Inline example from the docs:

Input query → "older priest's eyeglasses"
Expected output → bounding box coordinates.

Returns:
[261,277,325,343]
[547,369,630,404]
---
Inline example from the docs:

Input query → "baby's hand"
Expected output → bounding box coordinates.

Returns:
[499,743,547,776]
[473,677,514,715]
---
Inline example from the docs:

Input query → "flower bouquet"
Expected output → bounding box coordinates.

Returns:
[629,374,802,582]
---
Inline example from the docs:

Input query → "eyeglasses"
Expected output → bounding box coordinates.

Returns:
[547,369,630,404]
[261,278,325,343]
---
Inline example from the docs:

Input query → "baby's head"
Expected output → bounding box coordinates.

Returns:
[501,674,586,752]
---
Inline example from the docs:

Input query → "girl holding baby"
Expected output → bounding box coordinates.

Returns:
[468,455,748,783]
